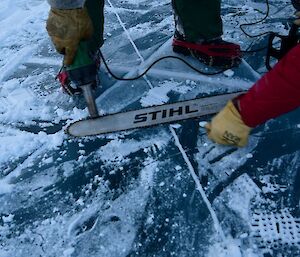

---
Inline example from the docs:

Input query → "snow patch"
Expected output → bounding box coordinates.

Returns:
[63,247,75,257]
[140,80,192,107]
[223,69,235,77]
[2,214,14,223]
[208,239,242,257]
[97,132,171,163]
[0,180,13,194]
[199,121,208,128]
[0,249,10,257]
[226,174,261,220]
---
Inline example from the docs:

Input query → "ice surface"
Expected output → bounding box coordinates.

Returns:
[1,0,300,256]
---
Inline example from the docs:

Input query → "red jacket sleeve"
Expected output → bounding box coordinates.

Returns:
[237,44,300,127]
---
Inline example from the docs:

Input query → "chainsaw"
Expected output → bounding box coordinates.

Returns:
[265,0,300,70]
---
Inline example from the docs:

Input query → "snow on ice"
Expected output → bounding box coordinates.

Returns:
[0,0,300,256]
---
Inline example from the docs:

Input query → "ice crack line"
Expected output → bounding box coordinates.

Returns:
[107,0,144,62]
[109,0,225,241]
[106,0,153,89]
[170,127,226,241]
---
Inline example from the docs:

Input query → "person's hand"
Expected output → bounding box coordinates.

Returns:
[46,8,93,65]
[295,11,300,26]
[205,101,252,147]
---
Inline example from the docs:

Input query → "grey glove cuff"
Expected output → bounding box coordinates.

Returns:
[47,0,86,9]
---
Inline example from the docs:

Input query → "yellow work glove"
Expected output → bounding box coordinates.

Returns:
[205,101,252,147]
[46,8,93,65]
[295,11,300,26]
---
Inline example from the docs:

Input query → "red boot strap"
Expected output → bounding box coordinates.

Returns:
[172,38,241,58]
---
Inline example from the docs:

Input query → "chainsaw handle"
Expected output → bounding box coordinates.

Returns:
[266,24,299,71]
[266,32,282,71]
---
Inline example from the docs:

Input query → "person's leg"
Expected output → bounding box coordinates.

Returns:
[85,0,105,52]
[172,0,222,42]
[60,0,105,95]
[171,0,241,67]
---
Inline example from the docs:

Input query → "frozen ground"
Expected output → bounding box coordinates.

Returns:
[0,0,300,256]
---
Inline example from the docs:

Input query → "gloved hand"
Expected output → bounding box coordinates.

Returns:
[205,100,252,147]
[46,8,93,65]
[295,11,300,26]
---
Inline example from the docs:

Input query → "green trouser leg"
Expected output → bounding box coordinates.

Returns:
[172,0,223,42]
[85,0,105,51]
